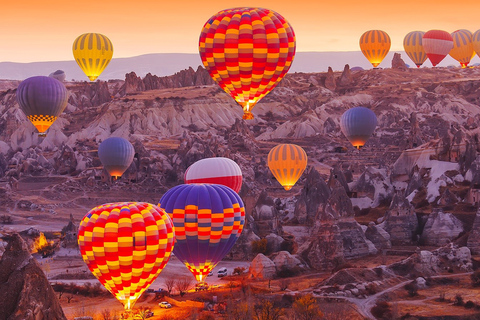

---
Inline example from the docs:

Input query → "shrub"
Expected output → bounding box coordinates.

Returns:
[404,282,418,297]
[465,301,476,309]
[371,301,391,319]
[471,270,480,287]
[454,294,464,306]
[251,239,267,255]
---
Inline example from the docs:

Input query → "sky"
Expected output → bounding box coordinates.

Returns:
[2,0,480,63]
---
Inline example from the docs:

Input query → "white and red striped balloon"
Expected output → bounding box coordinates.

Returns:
[422,30,453,67]
[184,157,242,193]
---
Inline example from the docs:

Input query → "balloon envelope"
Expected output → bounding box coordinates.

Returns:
[49,70,66,82]
[403,31,427,68]
[98,137,135,178]
[422,30,453,67]
[199,7,296,120]
[73,33,113,81]
[471,29,480,59]
[267,144,307,191]
[78,202,175,309]
[340,107,377,149]
[16,76,68,133]
[450,30,474,68]
[158,184,245,282]
[359,30,391,68]
[185,157,242,193]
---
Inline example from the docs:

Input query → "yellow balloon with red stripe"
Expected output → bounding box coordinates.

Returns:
[78,202,175,310]
[360,30,391,68]
[199,7,296,120]
[268,144,307,190]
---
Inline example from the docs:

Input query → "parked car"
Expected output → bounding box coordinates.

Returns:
[217,267,227,277]
[146,311,154,318]
[159,301,172,308]
[208,271,214,277]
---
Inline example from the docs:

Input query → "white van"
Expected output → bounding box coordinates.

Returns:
[217,267,227,277]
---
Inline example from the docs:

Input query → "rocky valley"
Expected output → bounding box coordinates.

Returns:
[2,59,480,319]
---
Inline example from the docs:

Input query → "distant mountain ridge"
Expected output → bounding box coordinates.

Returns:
[0,51,475,81]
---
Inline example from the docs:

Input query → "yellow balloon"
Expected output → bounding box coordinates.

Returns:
[360,30,391,68]
[73,33,113,81]
[403,31,427,68]
[450,29,475,68]
[267,144,307,191]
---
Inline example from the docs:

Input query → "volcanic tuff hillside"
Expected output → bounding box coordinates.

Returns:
[1,65,480,267]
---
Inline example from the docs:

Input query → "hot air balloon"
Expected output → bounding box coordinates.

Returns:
[98,137,135,179]
[359,30,391,68]
[78,202,174,310]
[267,144,307,191]
[340,107,377,149]
[403,31,427,68]
[49,70,66,82]
[422,30,453,67]
[199,7,296,120]
[450,30,475,68]
[185,157,242,193]
[471,29,480,59]
[158,184,245,282]
[16,76,68,136]
[73,33,113,81]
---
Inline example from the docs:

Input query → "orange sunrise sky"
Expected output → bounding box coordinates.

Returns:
[2,0,480,62]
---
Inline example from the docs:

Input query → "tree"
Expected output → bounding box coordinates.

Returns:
[175,277,192,297]
[226,299,252,320]
[292,294,323,320]
[471,270,480,287]
[254,299,284,320]
[251,239,268,255]
[164,278,176,295]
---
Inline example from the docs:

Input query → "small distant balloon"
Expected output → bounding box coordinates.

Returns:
[359,30,391,68]
[49,70,66,82]
[471,29,480,59]
[16,76,68,134]
[403,31,427,68]
[422,30,453,67]
[98,137,135,179]
[340,107,377,149]
[267,144,308,191]
[450,30,475,68]
[185,157,242,193]
[73,33,113,81]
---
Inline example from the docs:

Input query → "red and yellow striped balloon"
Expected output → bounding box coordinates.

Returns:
[267,144,307,190]
[359,30,391,68]
[199,7,296,120]
[78,202,175,310]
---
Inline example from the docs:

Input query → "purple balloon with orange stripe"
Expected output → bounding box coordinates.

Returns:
[159,184,245,282]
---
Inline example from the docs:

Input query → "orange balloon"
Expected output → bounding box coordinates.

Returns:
[360,30,391,68]
[267,144,307,190]
[78,202,175,310]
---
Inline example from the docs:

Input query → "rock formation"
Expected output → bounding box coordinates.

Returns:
[391,53,408,71]
[249,253,276,279]
[421,208,464,246]
[251,191,282,237]
[0,234,66,320]
[468,208,480,255]
[365,222,392,250]
[382,193,419,245]
[324,67,336,91]
[293,167,331,225]
[298,181,372,270]
[351,167,393,207]
[271,251,305,272]
[337,64,353,87]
